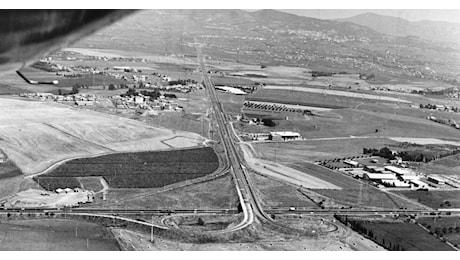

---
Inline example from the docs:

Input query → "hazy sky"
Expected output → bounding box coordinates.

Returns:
[278,9,460,23]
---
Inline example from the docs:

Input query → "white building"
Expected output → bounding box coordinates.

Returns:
[269,131,301,141]
[363,173,397,181]
[384,165,416,176]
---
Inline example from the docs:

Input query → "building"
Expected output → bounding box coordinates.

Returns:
[428,176,445,184]
[410,179,429,189]
[344,160,360,167]
[215,86,247,95]
[363,173,397,181]
[384,165,416,176]
[382,180,411,188]
[269,131,301,141]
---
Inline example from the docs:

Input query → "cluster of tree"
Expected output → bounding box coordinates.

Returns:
[261,118,276,127]
[359,73,376,80]
[335,215,404,251]
[69,84,81,95]
[121,88,162,100]
[108,83,128,90]
[311,71,334,77]
[363,146,460,163]
[168,79,197,85]
[363,147,395,160]
[420,103,460,113]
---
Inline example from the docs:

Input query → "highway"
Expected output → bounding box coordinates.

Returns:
[196,46,255,232]
[195,46,324,234]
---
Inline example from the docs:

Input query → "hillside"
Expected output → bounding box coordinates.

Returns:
[73,9,460,85]
[339,12,460,44]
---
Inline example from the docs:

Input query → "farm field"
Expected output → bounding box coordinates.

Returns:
[238,105,460,141]
[37,147,219,189]
[394,190,460,209]
[0,83,30,95]
[262,86,411,103]
[240,144,341,189]
[0,219,120,251]
[0,159,22,180]
[252,137,399,162]
[337,217,454,251]
[92,173,238,210]
[0,97,205,175]
[249,172,319,208]
[418,216,460,247]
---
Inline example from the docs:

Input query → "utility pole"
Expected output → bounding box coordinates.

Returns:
[150,215,154,243]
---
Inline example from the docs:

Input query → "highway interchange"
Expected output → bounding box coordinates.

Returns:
[1,47,459,240]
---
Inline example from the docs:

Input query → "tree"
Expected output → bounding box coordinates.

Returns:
[108,84,116,90]
[70,84,80,95]
[197,217,205,226]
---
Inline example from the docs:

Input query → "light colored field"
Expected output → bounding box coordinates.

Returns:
[3,188,92,208]
[389,137,460,146]
[240,144,340,190]
[0,97,206,175]
[64,48,198,66]
[263,85,411,103]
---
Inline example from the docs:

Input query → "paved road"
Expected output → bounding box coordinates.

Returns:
[196,46,255,233]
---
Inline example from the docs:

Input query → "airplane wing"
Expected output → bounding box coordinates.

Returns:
[0,10,136,74]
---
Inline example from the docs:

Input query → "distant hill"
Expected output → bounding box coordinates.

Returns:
[338,12,460,44]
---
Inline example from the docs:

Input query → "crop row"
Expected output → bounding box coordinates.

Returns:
[37,147,219,189]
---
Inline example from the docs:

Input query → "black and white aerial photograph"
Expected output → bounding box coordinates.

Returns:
[1,0,460,254]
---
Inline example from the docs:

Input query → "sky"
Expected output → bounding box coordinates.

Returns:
[278,9,460,24]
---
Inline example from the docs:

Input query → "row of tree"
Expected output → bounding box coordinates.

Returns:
[363,146,460,163]
[335,215,404,251]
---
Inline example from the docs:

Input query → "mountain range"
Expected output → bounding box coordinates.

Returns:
[338,12,460,44]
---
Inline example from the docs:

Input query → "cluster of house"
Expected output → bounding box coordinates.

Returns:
[340,160,450,190]
[110,94,183,113]
[155,83,203,93]
[19,93,105,106]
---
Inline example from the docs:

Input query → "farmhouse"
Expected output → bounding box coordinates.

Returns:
[269,131,301,141]
[344,160,360,167]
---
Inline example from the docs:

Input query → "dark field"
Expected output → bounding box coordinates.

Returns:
[418,216,460,247]
[0,219,120,251]
[93,173,238,210]
[395,190,460,209]
[0,161,23,180]
[35,177,81,191]
[338,217,454,251]
[37,147,219,189]
[0,84,29,95]
[248,89,363,108]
